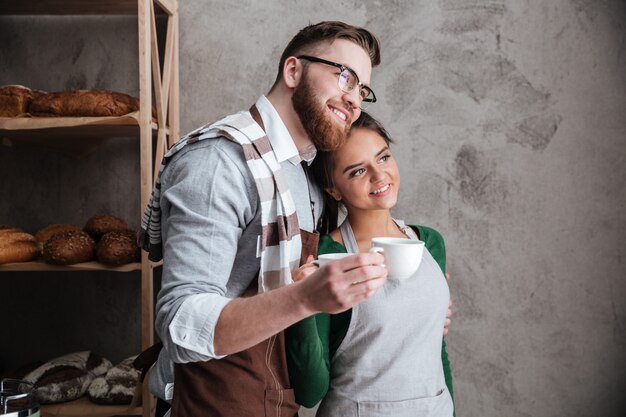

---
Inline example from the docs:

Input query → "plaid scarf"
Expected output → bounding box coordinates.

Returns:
[139,108,302,292]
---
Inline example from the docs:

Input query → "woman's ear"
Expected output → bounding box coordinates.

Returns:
[325,187,342,201]
[282,56,302,89]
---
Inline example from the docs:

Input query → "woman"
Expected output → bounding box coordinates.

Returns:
[286,113,454,416]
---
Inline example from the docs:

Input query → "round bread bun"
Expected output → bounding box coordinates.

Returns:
[0,228,40,264]
[83,215,128,240]
[35,223,82,245]
[43,230,96,265]
[96,230,141,265]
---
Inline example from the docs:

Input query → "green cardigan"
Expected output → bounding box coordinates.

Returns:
[286,225,455,409]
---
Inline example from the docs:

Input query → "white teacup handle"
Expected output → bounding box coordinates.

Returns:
[368,247,386,268]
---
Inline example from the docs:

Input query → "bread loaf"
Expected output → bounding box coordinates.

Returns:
[24,351,112,404]
[0,85,36,117]
[84,215,129,241]
[30,90,141,117]
[0,227,40,264]
[96,230,141,265]
[87,356,140,405]
[42,230,95,265]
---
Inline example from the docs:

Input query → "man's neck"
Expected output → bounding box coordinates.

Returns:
[265,90,314,153]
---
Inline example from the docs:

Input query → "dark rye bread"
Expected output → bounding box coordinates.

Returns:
[23,351,112,404]
[29,90,141,117]
[83,215,129,241]
[96,230,141,265]
[87,356,140,405]
[42,230,95,265]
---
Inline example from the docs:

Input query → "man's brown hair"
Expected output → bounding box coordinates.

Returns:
[273,21,381,86]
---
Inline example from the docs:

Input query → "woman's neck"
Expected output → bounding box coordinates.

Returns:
[346,209,407,252]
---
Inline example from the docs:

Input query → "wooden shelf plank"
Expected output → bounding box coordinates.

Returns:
[0,113,158,135]
[0,114,160,153]
[0,260,141,272]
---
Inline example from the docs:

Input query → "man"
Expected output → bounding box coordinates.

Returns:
[140,21,387,416]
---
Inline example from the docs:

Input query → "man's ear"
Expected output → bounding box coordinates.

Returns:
[325,187,342,201]
[283,56,302,89]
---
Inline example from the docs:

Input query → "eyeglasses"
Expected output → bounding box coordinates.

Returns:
[297,55,377,110]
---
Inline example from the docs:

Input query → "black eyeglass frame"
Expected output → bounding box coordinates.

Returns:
[297,55,377,106]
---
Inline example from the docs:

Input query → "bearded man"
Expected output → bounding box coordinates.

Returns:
[140,21,388,417]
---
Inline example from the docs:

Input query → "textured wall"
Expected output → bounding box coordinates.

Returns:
[178,1,626,415]
[1,1,625,416]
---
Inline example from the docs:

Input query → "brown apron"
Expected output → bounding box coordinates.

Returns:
[170,107,319,417]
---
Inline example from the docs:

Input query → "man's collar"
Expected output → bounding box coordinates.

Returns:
[254,95,317,165]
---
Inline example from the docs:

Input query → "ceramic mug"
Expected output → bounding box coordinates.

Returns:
[369,237,424,281]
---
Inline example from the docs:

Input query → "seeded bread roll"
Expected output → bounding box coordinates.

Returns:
[0,228,40,264]
[84,215,129,241]
[96,230,141,265]
[35,223,82,245]
[29,90,141,117]
[43,230,95,265]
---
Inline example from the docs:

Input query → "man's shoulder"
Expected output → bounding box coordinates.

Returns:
[170,135,246,163]
[161,135,255,189]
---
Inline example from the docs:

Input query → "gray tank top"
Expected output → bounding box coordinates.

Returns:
[316,219,454,417]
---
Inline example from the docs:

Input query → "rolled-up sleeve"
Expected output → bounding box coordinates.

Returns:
[154,139,258,363]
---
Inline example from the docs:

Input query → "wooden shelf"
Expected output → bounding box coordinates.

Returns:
[0,113,158,137]
[0,260,142,272]
[41,396,141,417]
[1,2,179,416]
[0,114,160,154]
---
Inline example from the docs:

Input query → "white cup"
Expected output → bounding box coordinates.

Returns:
[369,237,424,281]
[312,253,352,267]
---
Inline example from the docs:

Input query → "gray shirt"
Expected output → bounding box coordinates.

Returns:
[149,96,322,400]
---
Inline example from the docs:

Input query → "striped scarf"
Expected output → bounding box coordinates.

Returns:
[139,109,302,292]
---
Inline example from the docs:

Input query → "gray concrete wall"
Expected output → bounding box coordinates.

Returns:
[1,1,625,416]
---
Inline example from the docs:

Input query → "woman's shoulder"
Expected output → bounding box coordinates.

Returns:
[409,224,446,272]
[410,224,445,245]
[318,233,348,255]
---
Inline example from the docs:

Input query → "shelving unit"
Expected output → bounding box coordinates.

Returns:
[0,1,179,416]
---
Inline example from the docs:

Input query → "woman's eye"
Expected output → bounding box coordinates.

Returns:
[379,154,391,163]
[350,168,366,177]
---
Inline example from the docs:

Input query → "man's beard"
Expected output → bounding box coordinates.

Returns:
[292,74,352,152]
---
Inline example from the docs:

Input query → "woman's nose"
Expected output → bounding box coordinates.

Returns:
[370,165,385,182]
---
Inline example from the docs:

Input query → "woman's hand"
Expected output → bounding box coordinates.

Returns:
[293,254,318,282]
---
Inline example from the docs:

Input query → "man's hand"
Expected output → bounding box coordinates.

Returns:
[444,272,452,336]
[297,252,388,315]
[443,299,452,336]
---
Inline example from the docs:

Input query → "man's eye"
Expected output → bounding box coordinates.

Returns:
[340,71,354,90]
